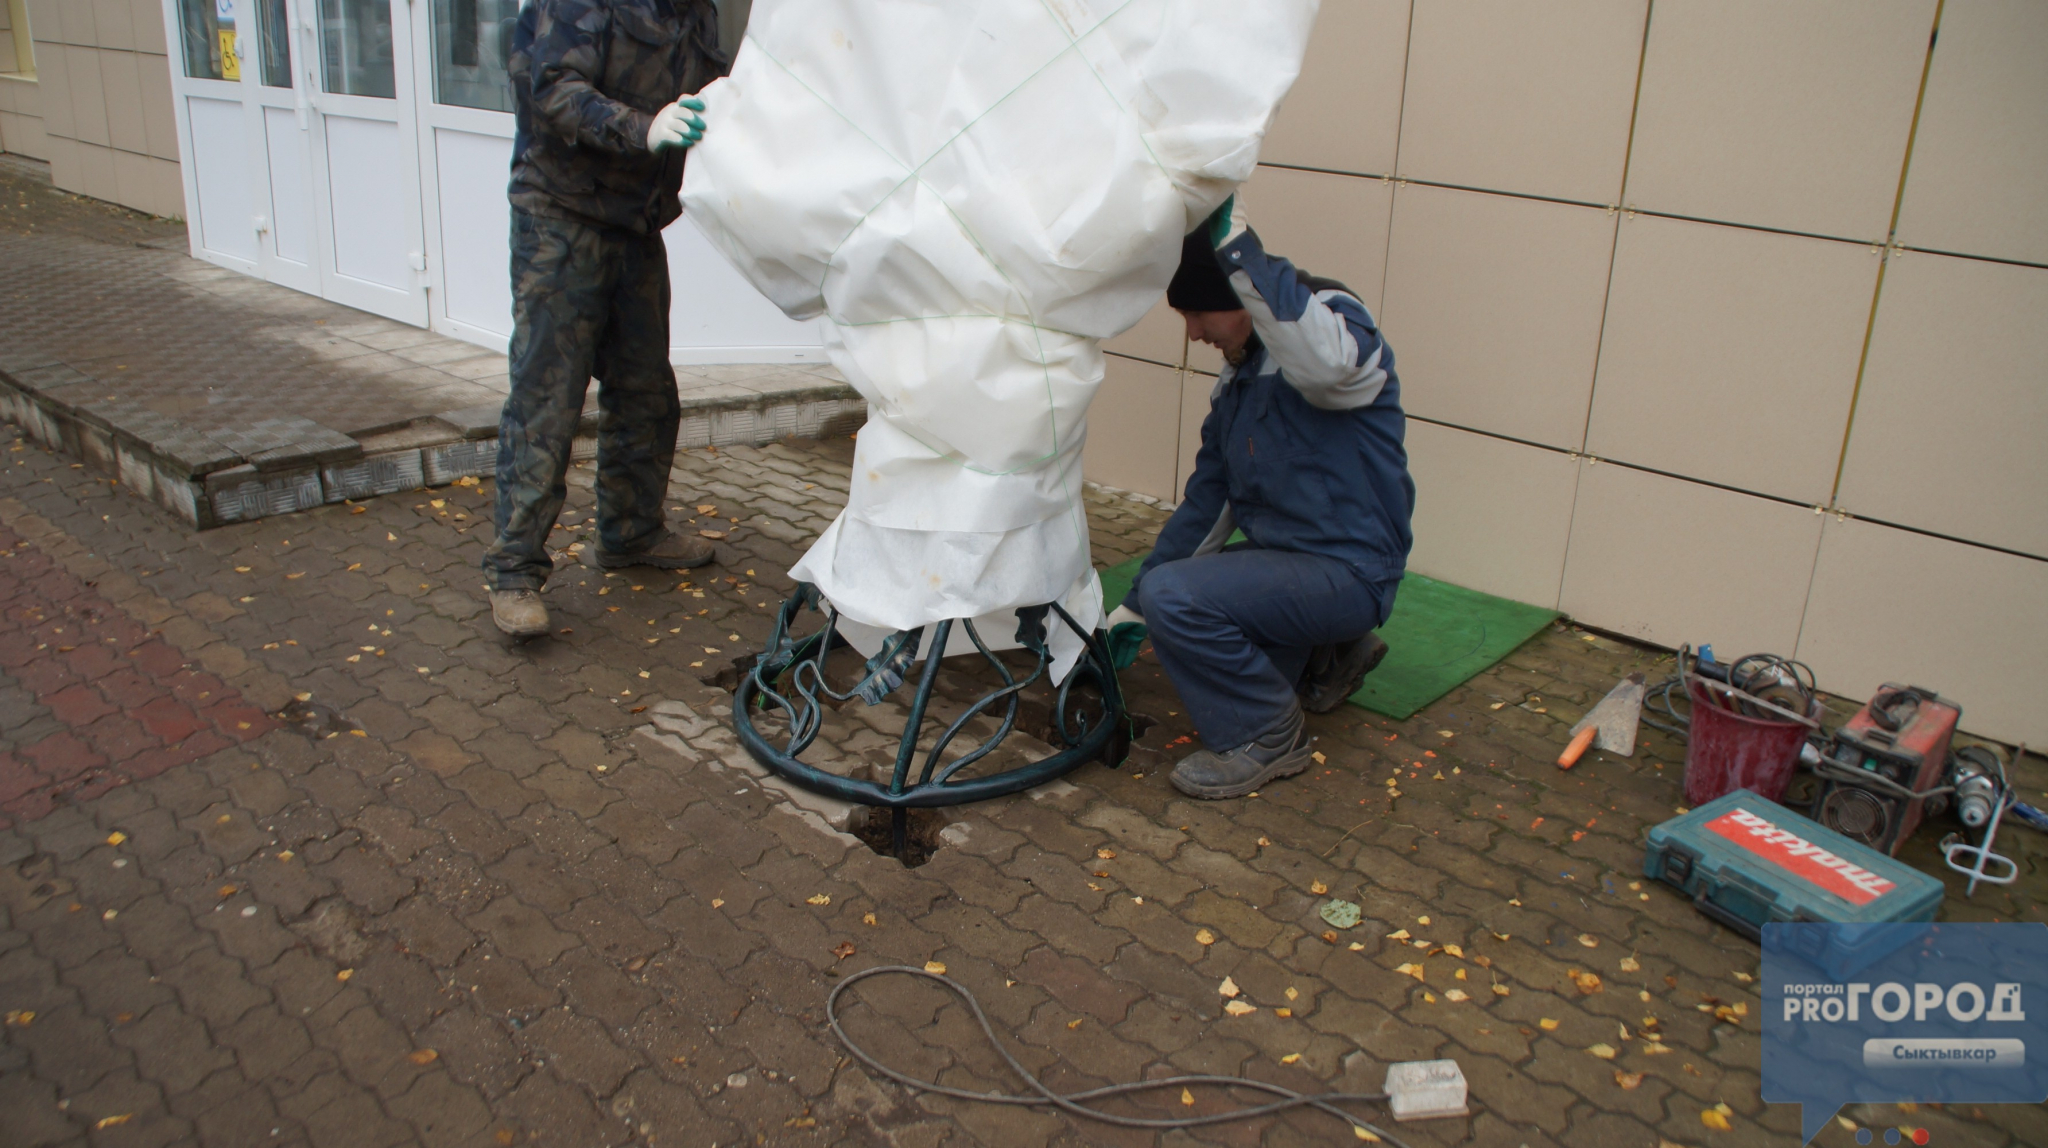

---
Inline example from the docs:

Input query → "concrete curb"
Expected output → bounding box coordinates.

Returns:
[0,363,866,530]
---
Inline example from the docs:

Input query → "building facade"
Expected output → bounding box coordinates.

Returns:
[1088,0,2047,747]
[2,0,2042,745]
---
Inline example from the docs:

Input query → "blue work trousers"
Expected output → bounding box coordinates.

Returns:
[1136,548,1397,750]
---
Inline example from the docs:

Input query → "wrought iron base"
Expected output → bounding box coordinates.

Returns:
[733,584,1129,857]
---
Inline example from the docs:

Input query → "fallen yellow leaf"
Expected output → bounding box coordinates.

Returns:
[1309,880,1328,895]
[1539,1018,1560,1031]
[1281,1053,1301,1064]
[95,1115,133,1130]
[1195,928,1215,946]
[106,831,127,846]
[1614,1069,1643,1090]
[1224,1000,1257,1016]
[1218,976,1240,998]
[1387,929,1411,941]
[1492,984,1511,997]
[1067,1018,1083,1029]
[1417,915,1431,925]
[1620,957,1641,973]
[1444,989,1470,1002]
[1588,1043,1617,1060]
[1394,963,1425,982]
[1578,933,1599,948]
[1096,847,1117,860]
[408,1049,438,1065]
[1284,986,1299,1001]
[863,912,878,926]
[924,961,947,975]
[805,894,831,906]
[1700,1108,1732,1131]
[1353,1125,1381,1141]
[1443,943,1463,958]
[1181,1088,1195,1106]
[336,969,353,982]
[710,898,725,908]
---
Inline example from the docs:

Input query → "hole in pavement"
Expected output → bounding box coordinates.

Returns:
[849,807,949,868]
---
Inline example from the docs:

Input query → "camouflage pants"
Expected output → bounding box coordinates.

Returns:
[484,209,681,591]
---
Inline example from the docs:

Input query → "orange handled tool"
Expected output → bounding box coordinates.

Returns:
[1555,671,1647,770]
[1557,725,1597,769]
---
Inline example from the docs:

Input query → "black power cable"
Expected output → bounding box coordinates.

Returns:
[828,965,1424,1144]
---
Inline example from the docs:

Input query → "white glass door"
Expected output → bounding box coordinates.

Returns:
[301,0,429,324]
[240,0,319,294]
[406,0,822,362]
[411,0,519,349]
[164,0,261,271]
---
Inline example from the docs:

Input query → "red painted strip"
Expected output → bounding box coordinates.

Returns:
[0,526,273,826]
[1704,808,1896,906]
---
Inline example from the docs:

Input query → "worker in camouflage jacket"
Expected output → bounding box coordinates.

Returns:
[484,0,728,638]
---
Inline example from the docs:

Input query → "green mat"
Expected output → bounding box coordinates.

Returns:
[1098,555,1557,720]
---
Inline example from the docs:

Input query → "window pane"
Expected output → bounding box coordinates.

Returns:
[178,0,230,81]
[431,0,518,111]
[319,0,395,98]
[257,0,292,88]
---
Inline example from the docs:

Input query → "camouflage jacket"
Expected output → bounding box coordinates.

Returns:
[508,0,727,235]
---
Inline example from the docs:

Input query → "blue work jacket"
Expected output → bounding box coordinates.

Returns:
[1132,228,1415,599]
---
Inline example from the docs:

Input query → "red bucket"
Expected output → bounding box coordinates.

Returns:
[1681,677,1813,805]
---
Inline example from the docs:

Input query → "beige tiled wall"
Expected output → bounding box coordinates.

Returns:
[1381,182,1615,450]
[1406,420,1578,609]
[1624,0,1936,241]
[1584,214,1878,504]
[1892,0,2048,266]
[1798,516,2048,748]
[1560,461,1825,658]
[11,0,181,217]
[1260,0,1408,176]
[1396,0,1646,204]
[1834,252,2048,559]
[1081,0,2048,743]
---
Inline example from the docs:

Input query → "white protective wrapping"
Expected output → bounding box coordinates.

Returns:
[681,0,1318,677]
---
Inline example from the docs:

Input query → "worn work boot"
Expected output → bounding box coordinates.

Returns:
[491,589,550,638]
[583,528,716,571]
[1169,707,1314,800]
[1297,633,1390,713]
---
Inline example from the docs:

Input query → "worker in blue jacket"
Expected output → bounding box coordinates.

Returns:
[1110,198,1413,799]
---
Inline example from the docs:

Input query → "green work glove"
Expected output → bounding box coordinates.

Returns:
[1204,193,1250,248]
[647,96,706,151]
[1105,604,1147,671]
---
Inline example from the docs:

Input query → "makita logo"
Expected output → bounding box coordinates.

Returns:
[1706,809,1898,905]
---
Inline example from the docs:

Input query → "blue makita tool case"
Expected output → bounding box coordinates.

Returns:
[1644,790,1943,967]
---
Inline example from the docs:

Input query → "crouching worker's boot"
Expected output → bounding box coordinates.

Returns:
[491,589,549,638]
[1170,706,1314,800]
[1297,633,1389,713]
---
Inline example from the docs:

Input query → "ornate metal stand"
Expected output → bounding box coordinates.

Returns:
[733,583,1129,858]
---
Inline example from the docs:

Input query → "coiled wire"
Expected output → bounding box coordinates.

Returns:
[828,965,1423,1144]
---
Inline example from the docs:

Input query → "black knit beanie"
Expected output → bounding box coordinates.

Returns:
[1165,229,1243,312]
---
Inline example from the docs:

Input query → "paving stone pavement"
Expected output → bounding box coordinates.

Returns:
[0,159,859,530]
[1,421,2045,1146]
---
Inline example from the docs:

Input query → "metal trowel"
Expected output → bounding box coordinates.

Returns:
[1557,672,1647,769]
